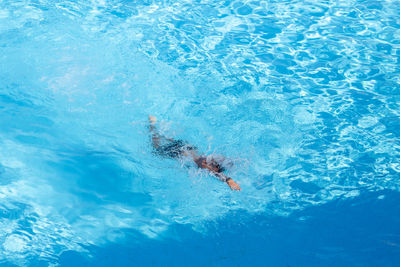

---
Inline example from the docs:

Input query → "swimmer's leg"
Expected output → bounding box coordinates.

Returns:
[149,115,161,148]
[148,115,199,158]
[148,115,176,148]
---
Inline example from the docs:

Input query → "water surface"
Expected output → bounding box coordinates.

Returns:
[0,0,399,266]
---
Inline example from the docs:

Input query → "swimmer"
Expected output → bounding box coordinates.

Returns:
[149,115,241,191]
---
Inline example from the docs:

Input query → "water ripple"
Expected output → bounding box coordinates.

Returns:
[1,0,400,265]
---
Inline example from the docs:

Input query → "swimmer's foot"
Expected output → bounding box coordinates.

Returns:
[149,115,157,125]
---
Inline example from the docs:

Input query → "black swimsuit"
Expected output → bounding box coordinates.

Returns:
[154,140,196,158]
[154,141,230,182]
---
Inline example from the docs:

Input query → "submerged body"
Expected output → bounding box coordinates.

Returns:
[149,115,241,191]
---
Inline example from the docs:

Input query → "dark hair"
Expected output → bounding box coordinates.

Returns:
[209,159,225,172]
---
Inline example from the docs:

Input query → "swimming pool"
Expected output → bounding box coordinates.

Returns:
[1,0,399,266]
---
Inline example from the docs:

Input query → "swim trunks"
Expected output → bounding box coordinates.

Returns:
[154,140,196,158]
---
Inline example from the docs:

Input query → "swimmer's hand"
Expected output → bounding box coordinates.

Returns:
[149,115,157,125]
[214,172,241,191]
[227,178,241,191]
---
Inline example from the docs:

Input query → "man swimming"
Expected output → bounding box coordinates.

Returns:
[149,115,241,191]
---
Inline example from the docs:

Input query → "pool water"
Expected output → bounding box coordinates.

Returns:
[1,0,400,266]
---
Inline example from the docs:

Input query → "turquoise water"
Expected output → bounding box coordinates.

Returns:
[1,0,400,266]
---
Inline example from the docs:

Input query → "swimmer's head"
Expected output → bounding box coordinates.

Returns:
[208,158,225,172]
[196,156,225,173]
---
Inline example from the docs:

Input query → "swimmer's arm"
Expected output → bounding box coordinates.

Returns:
[214,172,241,191]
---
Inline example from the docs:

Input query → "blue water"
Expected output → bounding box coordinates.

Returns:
[1,0,400,266]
